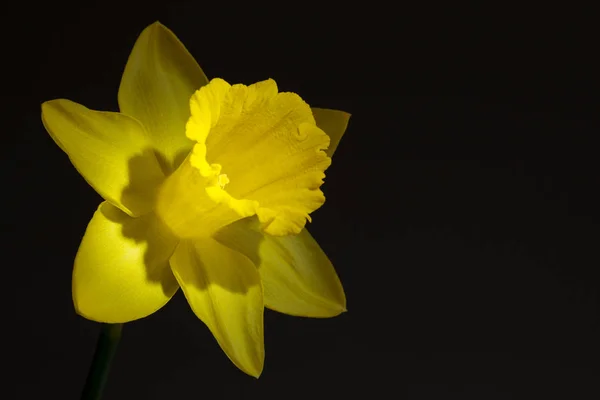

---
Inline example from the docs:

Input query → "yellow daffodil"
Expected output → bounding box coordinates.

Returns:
[41,22,349,378]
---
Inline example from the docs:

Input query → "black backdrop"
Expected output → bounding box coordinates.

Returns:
[4,1,599,399]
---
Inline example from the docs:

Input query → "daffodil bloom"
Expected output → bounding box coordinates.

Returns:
[41,22,349,377]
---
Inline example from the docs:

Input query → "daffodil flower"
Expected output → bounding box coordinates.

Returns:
[41,22,349,378]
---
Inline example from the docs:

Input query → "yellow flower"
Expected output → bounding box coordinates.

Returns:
[41,22,349,378]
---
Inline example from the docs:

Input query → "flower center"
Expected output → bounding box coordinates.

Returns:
[154,151,257,239]
[154,78,331,239]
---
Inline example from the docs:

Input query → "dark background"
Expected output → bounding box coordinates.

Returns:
[4,1,599,399]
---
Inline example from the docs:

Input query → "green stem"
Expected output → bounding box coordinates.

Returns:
[80,323,123,400]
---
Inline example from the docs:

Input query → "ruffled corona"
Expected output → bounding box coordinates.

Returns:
[155,78,331,238]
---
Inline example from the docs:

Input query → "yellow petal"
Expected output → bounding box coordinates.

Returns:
[312,108,351,158]
[185,78,331,237]
[215,218,346,317]
[118,21,209,173]
[73,202,179,323]
[41,100,165,217]
[170,237,264,377]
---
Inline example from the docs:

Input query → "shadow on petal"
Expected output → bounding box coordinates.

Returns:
[214,217,346,317]
[152,144,193,177]
[173,236,264,296]
[213,217,266,271]
[118,148,164,212]
[100,202,178,297]
[101,148,183,296]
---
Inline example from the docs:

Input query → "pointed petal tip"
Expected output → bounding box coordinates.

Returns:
[40,101,52,125]
[171,238,265,379]
[327,299,348,316]
[229,344,264,379]
[330,305,348,316]
[148,21,165,30]
[119,18,207,172]
[41,98,65,113]
[249,368,263,379]
[234,352,264,378]
[146,21,178,37]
